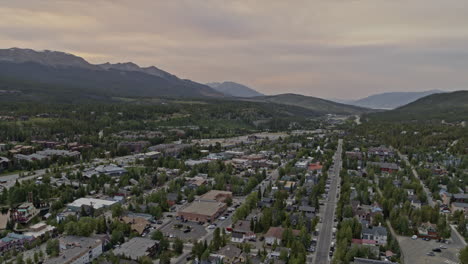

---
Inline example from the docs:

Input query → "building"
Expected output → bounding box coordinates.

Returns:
[0,233,34,253]
[231,220,256,243]
[44,236,103,264]
[211,245,245,264]
[178,200,227,223]
[367,146,395,159]
[118,141,150,153]
[113,237,159,260]
[36,149,80,158]
[361,226,387,245]
[367,162,399,173]
[264,227,300,245]
[24,222,56,238]
[451,202,468,214]
[453,193,468,203]
[0,157,9,171]
[83,164,127,178]
[200,190,233,203]
[67,198,117,213]
[418,222,439,239]
[294,160,309,169]
[308,162,323,174]
[12,203,39,224]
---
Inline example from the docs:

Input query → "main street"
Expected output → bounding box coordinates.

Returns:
[314,139,343,264]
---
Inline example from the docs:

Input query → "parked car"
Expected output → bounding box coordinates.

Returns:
[432,248,441,252]
[411,235,418,240]
[426,252,435,256]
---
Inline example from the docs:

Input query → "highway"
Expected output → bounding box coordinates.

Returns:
[314,139,343,264]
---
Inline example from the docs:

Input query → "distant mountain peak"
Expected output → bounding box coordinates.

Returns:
[0,47,97,69]
[206,81,263,97]
[332,90,445,109]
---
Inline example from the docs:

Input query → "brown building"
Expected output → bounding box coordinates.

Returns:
[178,200,226,223]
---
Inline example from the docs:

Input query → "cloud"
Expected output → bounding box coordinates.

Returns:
[1,0,468,99]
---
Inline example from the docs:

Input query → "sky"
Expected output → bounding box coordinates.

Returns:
[1,0,468,99]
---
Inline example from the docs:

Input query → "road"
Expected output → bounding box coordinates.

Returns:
[0,169,48,188]
[397,150,435,207]
[314,139,343,264]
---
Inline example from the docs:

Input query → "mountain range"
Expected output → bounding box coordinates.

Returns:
[333,90,444,109]
[0,48,223,100]
[0,48,373,116]
[206,81,264,97]
[366,90,468,122]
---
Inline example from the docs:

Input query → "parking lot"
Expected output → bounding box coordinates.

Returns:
[159,218,207,242]
[398,236,461,264]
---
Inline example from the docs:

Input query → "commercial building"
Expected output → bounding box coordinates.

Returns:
[113,237,159,260]
[44,236,103,264]
[178,200,227,223]
[67,198,117,213]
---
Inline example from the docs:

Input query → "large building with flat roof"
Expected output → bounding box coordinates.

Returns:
[44,236,103,264]
[67,198,117,213]
[178,200,227,223]
[113,237,159,260]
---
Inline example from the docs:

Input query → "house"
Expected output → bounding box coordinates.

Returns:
[298,205,316,218]
[231,220,256,243]
[0,157,9,172]
[113,237,159,260]
[167,192,179,206]
[451,202,468,214]
[361,225,388,245]
[453,193,468,203]
[211,245,245,264]
[294,160,309,169]
[264,227,300,245]
[308,162,323,174]
[44,236,103,264]
[418,222,439,239]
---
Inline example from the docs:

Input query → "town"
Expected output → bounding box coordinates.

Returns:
[0,106,466,264]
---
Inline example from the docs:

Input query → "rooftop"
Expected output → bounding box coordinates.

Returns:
[67,198,117,210]
[113,237,158,260]
[180,200,226,216]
